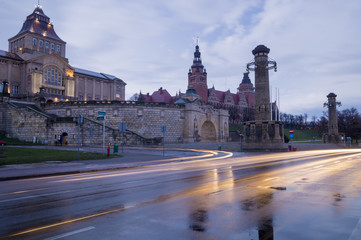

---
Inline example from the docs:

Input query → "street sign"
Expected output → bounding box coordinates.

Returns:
[289,133,294,139]
[97,116,105,121]
[289,129,294,134]
[346,137,351,142]
[120,122,126,132]
[98,111,106,116]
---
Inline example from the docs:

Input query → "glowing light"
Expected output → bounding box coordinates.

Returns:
[54,97,59,102]
[7,206,125,238]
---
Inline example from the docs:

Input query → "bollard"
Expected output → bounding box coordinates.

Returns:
[114,144,118,153]
[288,145,292,151]
[292,147,297,152]
[107,146,110,157]
[218,145,222,151]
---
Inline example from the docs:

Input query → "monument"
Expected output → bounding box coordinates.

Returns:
[322,93,344,144]
[242,45,286,151]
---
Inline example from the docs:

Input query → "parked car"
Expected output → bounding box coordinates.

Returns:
[0,140,6,146]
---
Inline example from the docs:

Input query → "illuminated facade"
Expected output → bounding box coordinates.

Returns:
[0,5,126,102]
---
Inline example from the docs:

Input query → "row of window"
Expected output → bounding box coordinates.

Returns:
[33,38,61,53]
[44,67,62,86]
[10,37,25,52]
[45,88,63,95]
[78,95,108,101]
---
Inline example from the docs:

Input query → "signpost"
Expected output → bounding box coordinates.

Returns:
[346,137,351,147]
[289,129,294,151]
[161,126,166,156]
[77,115,83,161]
[97,111,106,155]
[120,122,126,153]
[239,132,243,152]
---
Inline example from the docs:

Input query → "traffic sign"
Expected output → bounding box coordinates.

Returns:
[289,133,294,139]
[120,122,126,132]
[98,111,106,116]
[97,116,105,121]
[289,129,294,134]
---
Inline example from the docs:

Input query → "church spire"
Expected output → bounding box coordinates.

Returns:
[193,45,201,64]
[188,44,208,103]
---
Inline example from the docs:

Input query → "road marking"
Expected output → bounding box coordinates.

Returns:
[43,226,95,240]
[0,190,71,203]
[334,161,341,163]
[6,206,124,238]
[313,165,324,169]
[348,218,361,240]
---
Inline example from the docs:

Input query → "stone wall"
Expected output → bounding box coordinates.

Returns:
[1,99,229,146]
[4,102,49,143]
[45,101,185,144]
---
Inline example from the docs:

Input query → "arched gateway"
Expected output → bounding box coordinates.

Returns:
[200,121,217,142]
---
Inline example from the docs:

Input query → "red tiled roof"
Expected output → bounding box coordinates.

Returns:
[151,88,172,103]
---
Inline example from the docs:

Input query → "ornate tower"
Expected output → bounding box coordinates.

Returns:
[243,45,285,152]
[8,4,66,60]
[323,92,344,143]
[247,45,276,121]
[326,93,340,135]
[188,45,208,103]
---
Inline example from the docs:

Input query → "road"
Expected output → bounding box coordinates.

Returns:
[0,149,361,240]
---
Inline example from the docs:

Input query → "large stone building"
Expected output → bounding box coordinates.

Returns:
[1,5,126,103]
[0,5,229,145]
[140,45,255,123]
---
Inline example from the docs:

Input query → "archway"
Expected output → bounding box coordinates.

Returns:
[200,121,217,142]
[61,132,68,145]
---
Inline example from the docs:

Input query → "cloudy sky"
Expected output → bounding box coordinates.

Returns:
[1,0,360,118]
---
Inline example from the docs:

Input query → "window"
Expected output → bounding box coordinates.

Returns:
[78,95,84,101]
[57,45,61,53]
[51,43,55,51]
[20,39,23,47]
[45,41,49,49]
[15,41,17,49]
[11,85,19,95]
[44,67,62,86]
[32,38,37,46]
[39,40,43,48]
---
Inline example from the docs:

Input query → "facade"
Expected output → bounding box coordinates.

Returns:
[140,45,255,122]
[0,5,228,145]
[1,5,126,103]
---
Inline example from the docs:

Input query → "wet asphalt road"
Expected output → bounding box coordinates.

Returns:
[0,149,361,240]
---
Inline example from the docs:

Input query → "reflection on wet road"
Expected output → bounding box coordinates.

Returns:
[0,149,361,239]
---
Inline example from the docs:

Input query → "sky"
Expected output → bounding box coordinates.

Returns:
[1,0,361,119]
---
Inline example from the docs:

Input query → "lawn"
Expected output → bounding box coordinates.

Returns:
[0,147,116,165]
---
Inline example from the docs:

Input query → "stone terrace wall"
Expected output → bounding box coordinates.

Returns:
[45,101,185,144]
[5,103,49,143]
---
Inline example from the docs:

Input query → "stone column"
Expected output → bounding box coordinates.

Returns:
[253,45,271,121]
[327,93,339,136]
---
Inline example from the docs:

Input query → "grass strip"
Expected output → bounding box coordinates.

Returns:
[0,147,117,165]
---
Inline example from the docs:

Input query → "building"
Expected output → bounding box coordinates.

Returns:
[1,4,126,103]
[140,44,255,123]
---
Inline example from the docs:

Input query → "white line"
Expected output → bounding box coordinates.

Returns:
[348,218,361,240]
[313,165,324,169]
[0,191,71,203]
[43,226,95,240]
